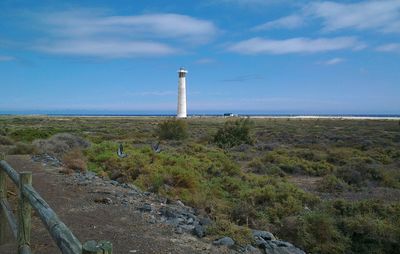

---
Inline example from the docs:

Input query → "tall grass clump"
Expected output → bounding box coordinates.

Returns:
[157,119,188,140]
[213,118,254,148]
[8,142,37,155]
[0,135,14,145]
[33,133,90,159]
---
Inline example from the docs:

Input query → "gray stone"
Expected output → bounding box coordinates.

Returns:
[175,227,183,234]
[241,245,263,254]
[179,224,195,231]
[138,203,152,212]
[264,240,305,254]
[176,200,185,207]
[271,240,293,248]
[254,237,269,248]
[193,224,205,238]
[199,217,212,226]
[213,237,235,247]
[252,230,275,241]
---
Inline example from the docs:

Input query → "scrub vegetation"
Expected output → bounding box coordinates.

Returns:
[1,116,399,253]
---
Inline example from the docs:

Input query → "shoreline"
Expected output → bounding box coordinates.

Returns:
[0,114,399,120]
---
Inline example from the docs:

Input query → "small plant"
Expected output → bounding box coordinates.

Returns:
[63,148,87,171]
[33,133,90,159]
[10,128,55,142]
[213,118,254,148]
[157,119,188,140]
[317,175,347,193]
[0,135,14,145]
[8,142,37,155]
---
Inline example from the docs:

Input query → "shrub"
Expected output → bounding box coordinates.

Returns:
[0,136,14,145]
[157,119,188,140]
[8,142,37,155]
[213,118,254,148]
[206,218,253,245]
[295,211,349,254]
[33,133,90,159]
[317,175,347,193]
[63,148,87,171]
[10,128,55,142]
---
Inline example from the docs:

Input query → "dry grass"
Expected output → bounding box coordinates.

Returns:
[62,148,87,171]
[8,142,37,155]
[0,135,14,145]
[33,133,90,159]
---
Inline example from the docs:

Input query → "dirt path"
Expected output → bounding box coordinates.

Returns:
[0,155,223,254]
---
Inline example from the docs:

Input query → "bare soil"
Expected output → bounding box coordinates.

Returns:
[0,155,228,254]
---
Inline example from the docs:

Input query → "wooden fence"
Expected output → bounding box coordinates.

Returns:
[0,154,112,254]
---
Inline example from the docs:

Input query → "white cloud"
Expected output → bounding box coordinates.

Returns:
[227,37,364,55]
[320,57,345,65]
[31,10,218,58]
[307,0,400,33]
[253,15,305,31]
[376,43,400,53]
[0,55,15,62]
[34,40,176,58]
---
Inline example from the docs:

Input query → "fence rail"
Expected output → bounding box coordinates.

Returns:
[0,155,112,254]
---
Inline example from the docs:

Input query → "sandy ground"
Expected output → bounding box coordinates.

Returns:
[0,155,228,254]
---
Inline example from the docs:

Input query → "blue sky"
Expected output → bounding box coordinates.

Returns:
[0,0,399,114]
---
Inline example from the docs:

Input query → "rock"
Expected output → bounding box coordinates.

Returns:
[254,237,268,248]
[271,240,293,248]
[199,216,212,226]
[264,240,305,254]
[94,197,112,205]
[176,200,185,207]
[213,237,235,247]
[193,224,205,238]
[241,245,263,254]
[179,224,195,231]
[110,180,119,186]
[138,203,152,212]
[159,207,178,218]
[110,170,123,180]
[175,227,183,234]
[252,230,275,241]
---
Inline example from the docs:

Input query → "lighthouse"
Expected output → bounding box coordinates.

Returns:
[177,67,188,118]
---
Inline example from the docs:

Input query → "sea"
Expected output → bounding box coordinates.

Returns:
[0,110,399,119]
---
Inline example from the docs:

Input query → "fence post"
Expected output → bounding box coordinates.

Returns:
[83,240,113,254]
[17,172,32,253]
[0,153,7,244]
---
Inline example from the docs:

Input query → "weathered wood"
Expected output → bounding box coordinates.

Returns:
[0,169,7,244]
[1,160,112,254]
[22,184,82,254]
[19,244,31,254]
[83,240,113,254]
[0,160,20,186]
[18,172,32,254]
[0,198,18,239]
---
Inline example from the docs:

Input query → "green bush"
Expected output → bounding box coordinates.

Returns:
[317,175,347,193]
[157,119,188,140]
[0,135,14,145]
[206,218,253,245]
[10,128,56,142]
[213,118,254,148]
[294,212,350,254]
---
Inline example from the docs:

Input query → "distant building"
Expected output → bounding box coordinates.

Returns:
[177,67,188,118]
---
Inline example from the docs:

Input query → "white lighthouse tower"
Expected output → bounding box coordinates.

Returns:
[177,67,188,118]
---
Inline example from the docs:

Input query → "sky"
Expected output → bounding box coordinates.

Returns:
[0,0,399,114]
